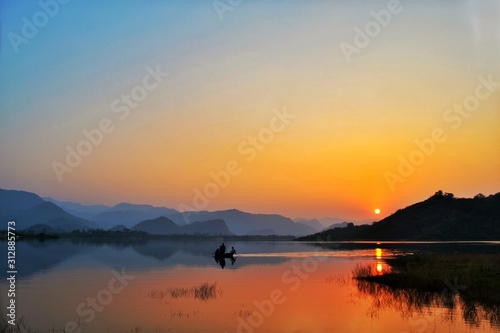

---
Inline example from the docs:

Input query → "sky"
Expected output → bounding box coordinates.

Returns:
[1,0,499,221]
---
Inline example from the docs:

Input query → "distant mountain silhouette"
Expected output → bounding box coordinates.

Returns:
[322,221,349,231]
[14,202,99,231]
[292,218,325,232]
[131,216,232,235]
[16,188,498,238]
[44,197,109,220]
[108,224,129,231]
[298,191,500,241]
[0,190,100,232]
[183,209,316,236]
[132,216,180,234]
[295,217,370,230]
[94,203,186,228]
[180,219,232,235]
[247,228,279,235]
[24,223,65,234]
[1,188,320,236]
[0,189,45,214]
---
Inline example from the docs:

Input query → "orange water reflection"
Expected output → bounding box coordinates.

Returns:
[375,248,382,259]
[4,257,499,333]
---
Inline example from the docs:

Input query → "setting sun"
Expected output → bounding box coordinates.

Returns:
[374,208,381,215]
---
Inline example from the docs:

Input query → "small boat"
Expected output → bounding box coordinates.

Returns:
[214,252,234,259]
[213,249,235,260]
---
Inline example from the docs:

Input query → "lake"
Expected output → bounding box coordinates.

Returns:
[1,239,499,332]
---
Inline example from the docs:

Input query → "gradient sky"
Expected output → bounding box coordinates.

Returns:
[1,0,499,220]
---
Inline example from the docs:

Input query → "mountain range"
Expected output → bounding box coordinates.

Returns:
[0,188,332,236]
[131,217,232,235]
[5,188,496,240]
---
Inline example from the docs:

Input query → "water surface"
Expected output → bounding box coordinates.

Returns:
[1,240,499,332]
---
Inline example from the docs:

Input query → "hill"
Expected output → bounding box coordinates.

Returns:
[23,224,65,234]
[44,197,110,220]
[298,191,500,241]
[0,188,318,236]
[108,224,129,231]
[131,217,232,235]
[0,189,101,232]
[0,189,45,214]
[179,219,232,235]
[15,202,99,231]
[132,216,180,235]
[93,203,186,228]
[183,209,316,236]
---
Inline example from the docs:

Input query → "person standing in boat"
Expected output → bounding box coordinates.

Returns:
[220,243,226,254]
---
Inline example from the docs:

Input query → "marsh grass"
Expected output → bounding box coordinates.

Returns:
[149,282,221,301]
[354,254,500,306]
[352,263,378,279]
[352,253,500,326]
[193,282,219,300]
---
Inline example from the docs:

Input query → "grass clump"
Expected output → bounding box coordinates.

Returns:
[149,282,221,301]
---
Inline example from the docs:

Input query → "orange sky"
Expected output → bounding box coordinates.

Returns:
[1,1,499,220]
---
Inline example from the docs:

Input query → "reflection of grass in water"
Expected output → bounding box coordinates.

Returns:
[325,273,351,286]
[352,263,378,279]
[354,254,500,305]
[169,309,200,321]
[149,282,221,301]
[352,254,500,327]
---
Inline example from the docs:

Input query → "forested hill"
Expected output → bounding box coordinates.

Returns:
[298,191,500,241]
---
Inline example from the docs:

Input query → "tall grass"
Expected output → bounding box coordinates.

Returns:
[149,282,221,301]
[352,253,500,325]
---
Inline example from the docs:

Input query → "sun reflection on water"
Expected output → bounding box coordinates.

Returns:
[375,248,382,259]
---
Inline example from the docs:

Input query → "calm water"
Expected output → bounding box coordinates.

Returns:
[1,239,499,333]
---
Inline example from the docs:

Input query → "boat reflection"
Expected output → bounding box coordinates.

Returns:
[214,255,237,269]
